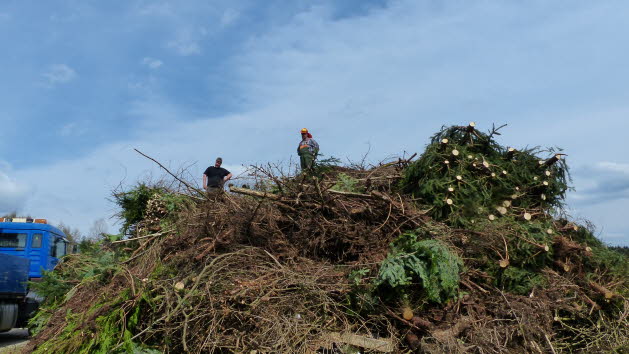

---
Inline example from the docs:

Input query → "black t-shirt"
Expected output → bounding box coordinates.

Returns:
[204,166,230,187]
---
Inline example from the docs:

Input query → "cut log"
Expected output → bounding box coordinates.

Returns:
[327,189,373,198]
[446,199,454,205]
[545,170,551,176]
[491,172,496,177]
[444,160,450,165]
[543,181,549,186]
[499,259,509,268]
[502,170,508,175]
[467,121,476,132]
[506,147,517,160]
[553,235,592,257]
[411,316,433,329]
[467,155,473,159]
[488,214,496,221]
[451,149,460,157]
[589,281,615,300]
[229,186,280,200]
[523,212,532,221]
[546,229,554,235]
[456,175,463,181]
[543,154,565,167]
[325,332,395,353]
[402,306,414,320]
[502,200,511,208]
[496,206,508,215]
[482,160,490,168]
[447,187,455,192]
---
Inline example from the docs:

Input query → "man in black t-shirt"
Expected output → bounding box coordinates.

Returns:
[203,157,232,192]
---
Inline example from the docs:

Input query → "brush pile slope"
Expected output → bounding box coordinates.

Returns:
[26,124,628,353]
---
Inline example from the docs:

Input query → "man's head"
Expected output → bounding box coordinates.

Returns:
[215,157,222,167]
[301,128,309,140]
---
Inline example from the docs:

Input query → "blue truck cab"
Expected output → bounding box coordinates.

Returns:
[0,217,69,332]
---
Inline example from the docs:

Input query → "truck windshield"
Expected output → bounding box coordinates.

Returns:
[0,233,28,248]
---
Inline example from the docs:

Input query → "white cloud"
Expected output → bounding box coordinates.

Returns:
[43,64,77,85]
[59,122,87,137]
[595,162,629,174]
[142,57,163,69]
[220,9,239,27]
[137,2,174,17]
[167,38,201,56]
[0,164,30,215]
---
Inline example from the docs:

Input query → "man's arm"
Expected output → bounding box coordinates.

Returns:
[223,169,232,183]
[311,139,319,156]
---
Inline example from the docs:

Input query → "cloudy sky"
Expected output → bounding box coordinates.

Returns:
[1,0,628,245]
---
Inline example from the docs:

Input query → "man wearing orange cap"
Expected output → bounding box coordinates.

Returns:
[297,128,319,170]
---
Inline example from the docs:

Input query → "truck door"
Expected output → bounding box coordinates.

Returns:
[28,233,44,278]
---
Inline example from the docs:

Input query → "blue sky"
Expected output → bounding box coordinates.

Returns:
[1,0,628,245]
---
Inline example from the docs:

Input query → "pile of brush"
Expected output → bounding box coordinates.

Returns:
[25,124,627,353]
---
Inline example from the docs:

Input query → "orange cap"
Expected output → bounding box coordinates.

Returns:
[300,128,308,134]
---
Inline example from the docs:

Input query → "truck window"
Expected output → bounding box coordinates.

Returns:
[0,233,27,248]
[52,238,67,258]
[32,233,43,248]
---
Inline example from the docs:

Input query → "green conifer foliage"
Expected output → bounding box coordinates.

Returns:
[401,124,570,227]
[375,231,463,303]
